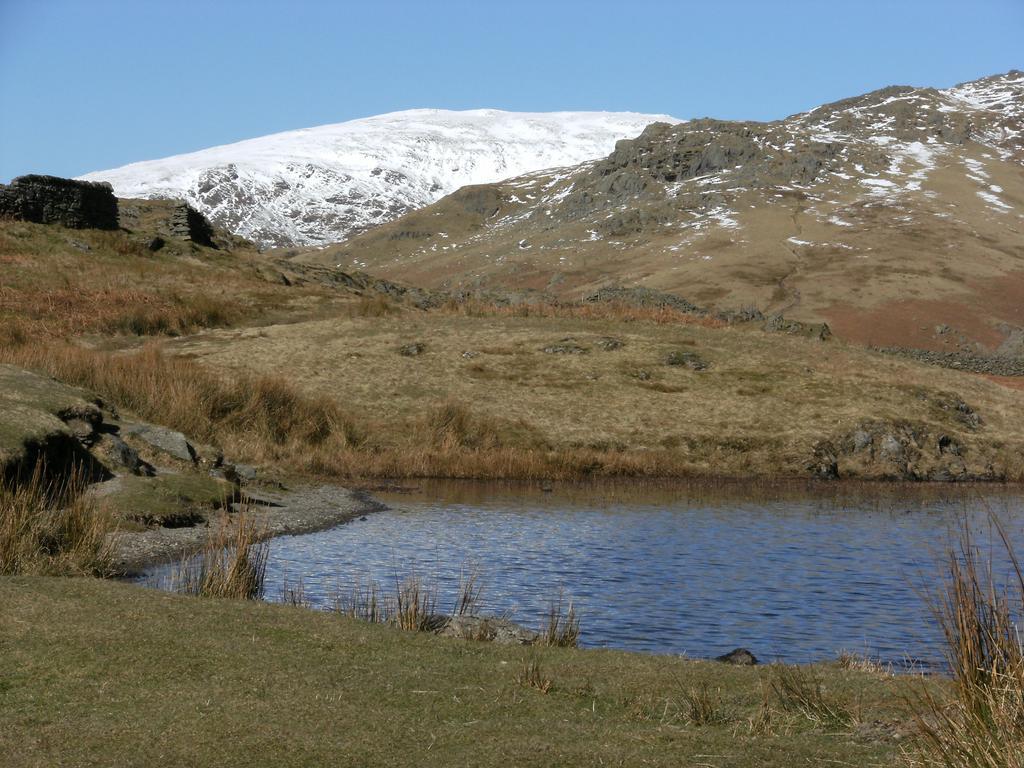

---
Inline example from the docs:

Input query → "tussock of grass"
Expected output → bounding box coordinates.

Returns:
[280,577,310,608]
[837,649,894,675]
[0,285,241,339]
[347,294,398,318]
[420,400,526,451]
[683,682,729,725]
[173,515,268,600]
[515,655,553,694]
[540,592,581,647]
[769,664,854,729]
[0,465,114,576]
[102,292,240,336]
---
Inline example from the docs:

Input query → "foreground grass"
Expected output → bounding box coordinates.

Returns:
[0,577,919,767]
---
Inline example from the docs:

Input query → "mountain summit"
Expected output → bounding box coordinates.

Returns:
[79,109,678,248]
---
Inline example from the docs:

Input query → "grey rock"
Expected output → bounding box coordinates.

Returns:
[94,433,154,476]
[399,342,426,357]
[715,648,758,665]
[879,435,905,464]
[542,338,589,355]
[437,615,539,645]
[851,429,873,452]
[122,422,197,463]
[221,462,258,485]
[595,336,625,351]
[665,350,709,370]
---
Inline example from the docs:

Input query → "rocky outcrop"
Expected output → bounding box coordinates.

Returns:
[0,365,113,485]
[808,415,996,482]
[0,175,118,230]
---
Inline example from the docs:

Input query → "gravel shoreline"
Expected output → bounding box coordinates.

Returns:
[111,483,386,577]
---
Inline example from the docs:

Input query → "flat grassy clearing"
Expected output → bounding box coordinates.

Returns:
[0,577,926,767]
[170,308,1024,479]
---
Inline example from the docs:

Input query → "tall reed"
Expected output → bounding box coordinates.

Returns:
[173,515,269,600]
[540,591,581,647]
[907,515,1024,767]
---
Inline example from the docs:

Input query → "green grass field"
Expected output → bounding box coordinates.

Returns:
[0,577,929,767]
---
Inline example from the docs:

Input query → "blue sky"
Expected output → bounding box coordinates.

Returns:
[1,0,1021,182]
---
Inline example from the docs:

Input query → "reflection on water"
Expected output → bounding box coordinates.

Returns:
[256,480,1024,666]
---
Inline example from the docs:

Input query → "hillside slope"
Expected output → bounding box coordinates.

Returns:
[79,110,678,248]
[303,72,1024,355]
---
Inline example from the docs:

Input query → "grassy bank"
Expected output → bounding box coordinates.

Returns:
[0,576,922,767]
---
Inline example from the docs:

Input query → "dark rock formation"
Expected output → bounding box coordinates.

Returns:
[0,175,118,229]
[808,413,998,482]
[715,648,759,665]
[168,203,216,247]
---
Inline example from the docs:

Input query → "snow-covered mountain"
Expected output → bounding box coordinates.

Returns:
[79,109,678,248]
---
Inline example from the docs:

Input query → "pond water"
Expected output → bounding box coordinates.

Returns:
[251,481,1024,668]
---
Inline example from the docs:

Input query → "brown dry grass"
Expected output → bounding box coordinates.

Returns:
[0,343,364,468]
[0,464,115,576]
[171,310,1024,481]
[0,219,344,341]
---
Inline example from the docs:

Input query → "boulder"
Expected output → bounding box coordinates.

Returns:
[0,365,111,484]
[93,433,154,477]
[437,615,540,645]
[542,338,589,355]
[121,422,197,463]
[595,337,625,351]
[665,350,709,370]
[399,342,426,357]
[715,648,759,665]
